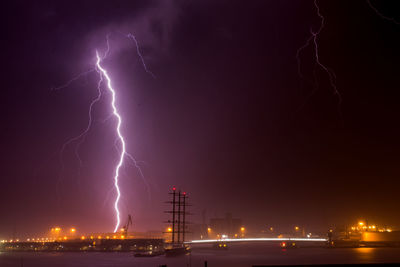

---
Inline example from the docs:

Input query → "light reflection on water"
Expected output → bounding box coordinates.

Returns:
[1,246,400,267]
[354,247,375,261]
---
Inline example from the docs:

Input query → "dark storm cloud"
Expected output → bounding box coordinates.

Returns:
[39,0,182,83]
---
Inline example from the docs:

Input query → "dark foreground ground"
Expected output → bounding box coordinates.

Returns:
[1,244,400,267]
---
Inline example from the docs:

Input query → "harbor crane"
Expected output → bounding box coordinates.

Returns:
[121,214,132,237]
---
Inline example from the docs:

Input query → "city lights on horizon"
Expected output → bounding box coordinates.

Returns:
[0,224,137,243]
[349,221,393,233]
[1,220,396,244]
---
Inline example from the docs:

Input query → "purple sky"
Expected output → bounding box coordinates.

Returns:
[2,0,400,238]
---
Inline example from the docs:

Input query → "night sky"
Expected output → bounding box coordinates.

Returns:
[2,0,400,238]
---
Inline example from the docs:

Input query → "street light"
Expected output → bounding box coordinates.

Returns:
[240,227,245,237]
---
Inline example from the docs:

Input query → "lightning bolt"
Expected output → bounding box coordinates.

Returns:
[366,0,400,25]
[57,33,152,168]
[95,51,126,233]
[296,0,341,110]
[54,33,154,232]
[51,69,95,91]
[125,33,156,79]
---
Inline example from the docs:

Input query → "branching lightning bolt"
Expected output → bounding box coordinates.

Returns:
[54,33,154,232]
[57,33,152,167]
[113,138,151,201]
[296,0,341,110]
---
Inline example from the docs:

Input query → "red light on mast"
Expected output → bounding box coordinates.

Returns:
[183,192,186,195]
[172,187,176,191]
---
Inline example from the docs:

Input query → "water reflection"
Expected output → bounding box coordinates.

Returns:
[355,247,375,261]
